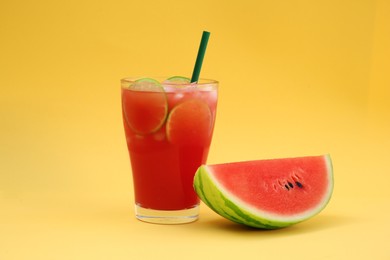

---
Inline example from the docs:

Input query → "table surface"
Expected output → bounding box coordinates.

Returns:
[1,117,390,259]
[1,194,389,259]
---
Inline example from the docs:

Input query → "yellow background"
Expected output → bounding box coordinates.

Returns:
[1,0,389,259]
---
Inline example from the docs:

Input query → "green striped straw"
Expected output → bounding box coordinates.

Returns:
[191,31,210,83]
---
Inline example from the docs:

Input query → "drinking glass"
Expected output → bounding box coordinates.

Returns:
[121,77,218,224]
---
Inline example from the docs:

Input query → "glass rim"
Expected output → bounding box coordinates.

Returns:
[121,77,218,86]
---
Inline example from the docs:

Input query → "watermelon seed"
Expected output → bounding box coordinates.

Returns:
[295,181,303,188]
[284,184,290,190]
[288,181,294,188]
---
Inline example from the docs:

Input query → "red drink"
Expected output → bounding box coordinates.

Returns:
[121,77,218,223]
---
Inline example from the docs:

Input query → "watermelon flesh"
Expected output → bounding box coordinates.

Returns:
[193,155,333,229]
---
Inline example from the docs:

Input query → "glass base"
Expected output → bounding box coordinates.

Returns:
[135,204,199,224]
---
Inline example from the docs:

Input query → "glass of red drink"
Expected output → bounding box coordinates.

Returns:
[121,77,218,224]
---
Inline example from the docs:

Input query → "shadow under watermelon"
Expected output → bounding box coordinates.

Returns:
[201,213,354,235]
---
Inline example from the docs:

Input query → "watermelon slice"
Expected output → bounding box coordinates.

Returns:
[193,155,333,229]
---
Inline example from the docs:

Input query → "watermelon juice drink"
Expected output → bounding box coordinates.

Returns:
[121,77,218,224]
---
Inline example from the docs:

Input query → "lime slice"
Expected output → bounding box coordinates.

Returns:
[165,76,191,83]
[163,76,191,89]
[166,100,212,145]
[122,78,168,134]
[132,77,163,91]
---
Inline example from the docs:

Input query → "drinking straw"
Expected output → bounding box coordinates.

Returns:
[191,31,210,83]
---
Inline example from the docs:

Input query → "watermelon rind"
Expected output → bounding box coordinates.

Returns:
[193,155,334,229]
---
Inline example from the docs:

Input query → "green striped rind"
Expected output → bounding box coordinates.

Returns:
[194,166,286,229]
[194,155,334,229]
